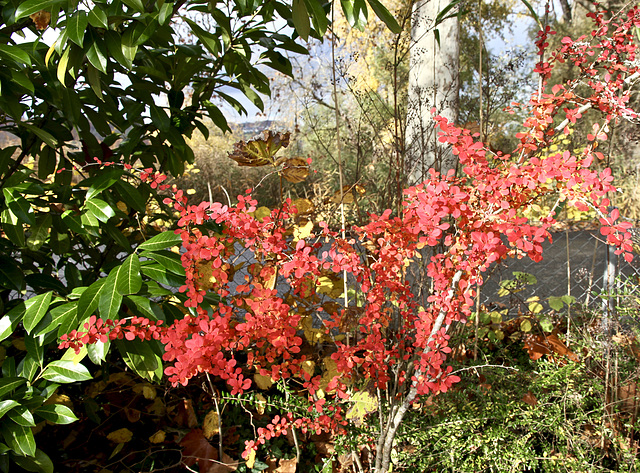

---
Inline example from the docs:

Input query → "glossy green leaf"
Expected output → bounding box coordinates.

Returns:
[66,11,88,47]
[23,292,53,334]
[292,0,310,40]
[0,44,31,66]
[87,340,110,365]
[3,188,35,225]
[33,404,78,425]
[85,169,123,201]
[98,272,123,320]
[0,303,27,342]
[77,279,107,321]
[0,400,19,419]
[139,250,184,276]
[115,339,163,383]
[158,2,173,25]
[13,448,54,473]
[88,7,108,28]
[365,0,400,33]
[21,123,58,149]
[125,295,159,320]
[15,0,64,19]
[86,39,108,73]
[140,263,184,287]
[41,360,92,383]
[84,198,115,223]
[10,70,34,93]
[7,406,35,427]
[115,253,142,295]
[37,302,76,336]
[26,214,52,252]
[0,377,27,399]
[137,231,183,252]
[121,0,145,12]
[2,420,36,457]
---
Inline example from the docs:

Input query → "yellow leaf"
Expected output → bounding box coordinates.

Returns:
[490,311,502,324]
[528,301,544,314]
[149,430,166,444]
[251,206,271,221]
[301,360,315,378]
[203,410,220,439]
[317,275,343,299]
[292,198,315,215]
[107,428,133,443]
[255,393,267,415]
[520,319,533,333]
[186,189,196,195]
[245,448,257,469]
[346,390,378,427]
[133,383,157,400]
[253,373,274,390]
[116,201,128,212]
[293,220,313,242]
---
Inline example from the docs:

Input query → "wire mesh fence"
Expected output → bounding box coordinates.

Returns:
[479,227,640,314]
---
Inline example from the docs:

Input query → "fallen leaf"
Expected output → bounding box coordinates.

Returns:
[124,407,141,423]
[209,452,239,472]
[180,429,218,472]
[203,410,220,439]
[107,428,133,443]
[244,449,257,469]
[149,430,166,444]
[275,457,297,472]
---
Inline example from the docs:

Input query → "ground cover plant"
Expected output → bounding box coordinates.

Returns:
[1,0,640,472]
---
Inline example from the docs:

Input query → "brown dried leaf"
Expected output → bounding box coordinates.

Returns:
[228,131,290,167]
[124,407,141,423]
[522,391,538,407]
[209,453,239,472]
[107,428,133,443]
[180,429,218,472]
[29,10,51,30]
[281,157,309,183]
[149,430,166,444]
[275,458,297,472]
[291,198,315,216]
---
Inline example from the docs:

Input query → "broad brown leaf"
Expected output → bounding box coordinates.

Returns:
[228,131,290,167]
[281,157,309,183]
[30,11,51,30]
[180,429,218,472]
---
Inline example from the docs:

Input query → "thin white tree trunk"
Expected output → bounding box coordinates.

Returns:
[405,0,460,184]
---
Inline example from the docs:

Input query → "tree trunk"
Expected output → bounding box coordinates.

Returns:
[405,0,460,185]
